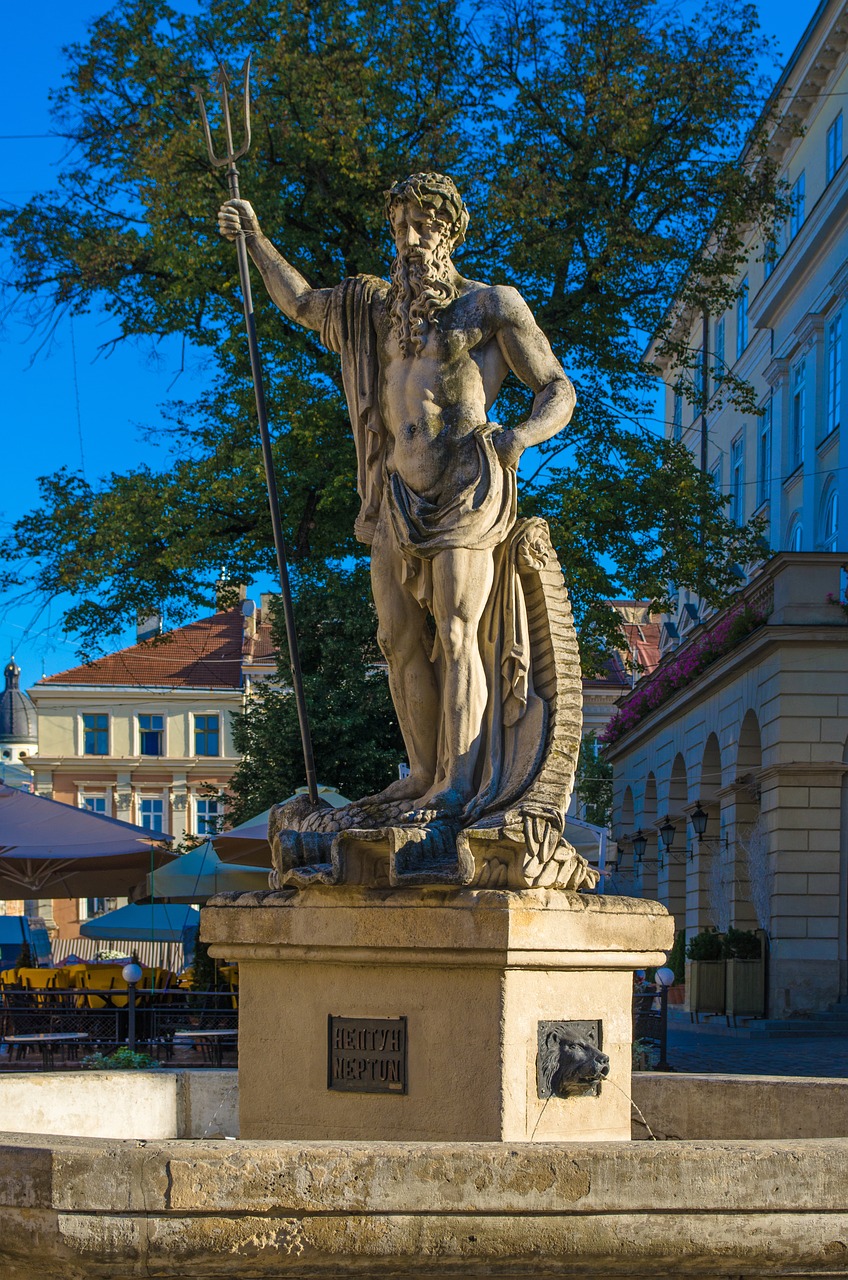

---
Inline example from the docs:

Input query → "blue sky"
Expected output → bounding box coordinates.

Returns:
[1,0,820,690]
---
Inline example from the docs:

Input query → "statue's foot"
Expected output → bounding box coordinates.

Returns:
[403,785,466,823]
[358,774,432,808]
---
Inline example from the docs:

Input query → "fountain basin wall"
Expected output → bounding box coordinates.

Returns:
[631,1072,848,1141]
[2,1132,848,1278]
[0,1069,238,1139]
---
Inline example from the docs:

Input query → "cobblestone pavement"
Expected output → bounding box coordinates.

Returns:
[666,1023,848,1076]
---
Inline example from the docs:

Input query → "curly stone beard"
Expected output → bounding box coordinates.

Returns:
[387,239,458,356]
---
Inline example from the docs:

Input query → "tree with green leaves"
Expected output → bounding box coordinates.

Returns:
[1,0,778,673]
[226,564,404,824]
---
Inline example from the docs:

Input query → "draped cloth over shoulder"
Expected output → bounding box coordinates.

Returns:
[319,273,544,821]
[320,275,389,546]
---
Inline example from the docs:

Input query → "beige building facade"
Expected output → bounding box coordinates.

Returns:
[608,3,848,1015]
[609,555,848,1016]
[23,601,274,937]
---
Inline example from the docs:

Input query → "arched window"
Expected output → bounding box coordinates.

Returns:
[820,484,838,551]
[787,516,803,551]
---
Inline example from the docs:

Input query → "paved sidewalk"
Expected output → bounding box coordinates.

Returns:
[667,1022,848,1076]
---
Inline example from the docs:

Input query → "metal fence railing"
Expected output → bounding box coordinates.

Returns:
[0,988,237,1069]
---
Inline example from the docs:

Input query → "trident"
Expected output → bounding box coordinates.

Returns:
[194,57,319,806]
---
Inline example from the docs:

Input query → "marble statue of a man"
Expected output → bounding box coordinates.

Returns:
[218,172,576,826]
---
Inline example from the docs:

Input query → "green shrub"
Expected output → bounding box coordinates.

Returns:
[721,928,761,960]
[81,1047,160,1070]
[667,928,686,983]
[685,929,723,962]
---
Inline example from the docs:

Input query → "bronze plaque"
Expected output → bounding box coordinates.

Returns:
[327,1016,407,1094]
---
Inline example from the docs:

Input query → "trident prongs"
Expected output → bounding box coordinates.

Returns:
[193,55,252,170]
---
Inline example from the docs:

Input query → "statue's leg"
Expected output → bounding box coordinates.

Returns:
[361,515,440,805]
[412,546,495,814]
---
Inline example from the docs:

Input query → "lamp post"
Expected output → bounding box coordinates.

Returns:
[653,965,675,1071]
[122,961,143,1053]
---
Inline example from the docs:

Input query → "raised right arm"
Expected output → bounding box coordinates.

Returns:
[217,199,331,333]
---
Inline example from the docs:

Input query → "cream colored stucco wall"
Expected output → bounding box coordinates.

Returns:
[609,555,848,1015]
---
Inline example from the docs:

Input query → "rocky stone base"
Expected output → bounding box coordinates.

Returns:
[1,1133,847,1278]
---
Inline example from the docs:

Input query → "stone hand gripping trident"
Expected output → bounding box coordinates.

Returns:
[194,57,318,805]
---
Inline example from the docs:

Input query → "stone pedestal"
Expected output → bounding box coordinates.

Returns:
[202,886,672,1143]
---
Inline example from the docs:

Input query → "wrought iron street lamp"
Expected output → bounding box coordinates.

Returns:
[691,800,709,839]
[632,829,648,864]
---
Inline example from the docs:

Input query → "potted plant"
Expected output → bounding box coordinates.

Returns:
[686,929,725,1014]
[723,928,765,1018]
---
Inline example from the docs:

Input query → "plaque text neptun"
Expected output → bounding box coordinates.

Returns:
[327,1016,408,1094]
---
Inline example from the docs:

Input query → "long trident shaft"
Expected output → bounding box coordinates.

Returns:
[194,57,319,806]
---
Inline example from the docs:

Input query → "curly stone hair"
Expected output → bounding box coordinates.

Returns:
[384,171,470,247]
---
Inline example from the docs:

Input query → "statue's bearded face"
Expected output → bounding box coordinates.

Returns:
[387,200,458,356]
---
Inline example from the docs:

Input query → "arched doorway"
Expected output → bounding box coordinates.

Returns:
[731,710,762,931]
[641,774,659,901]
[689,734,722,933]
[660,754,688,929]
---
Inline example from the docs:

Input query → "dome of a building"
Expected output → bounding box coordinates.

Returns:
[0,660,37,749]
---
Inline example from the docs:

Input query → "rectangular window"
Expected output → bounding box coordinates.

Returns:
[714,316,725,387]
[731,434,745,525]
[139,798,165,833]
[736,278,749,359]
[789,172,806,239]
[672,391,682,442]
[764,236,779,281]
[693,350,704,403]
[82,713,109,756]
[757,399,772,508]
[138,713,164,757]
[196,797,223,835]
[194,714,221,757]
[710,457,723,492]
[81,795,107,815]
[827,313,842,436]
[791,358,806,470]
[827,113,843,184]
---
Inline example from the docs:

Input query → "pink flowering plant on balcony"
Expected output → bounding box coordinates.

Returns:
[600,602,769,746]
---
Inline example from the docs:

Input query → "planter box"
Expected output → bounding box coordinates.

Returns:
[726,957,765,1018]
[666,983,685,1006]
[689,960,725,1014]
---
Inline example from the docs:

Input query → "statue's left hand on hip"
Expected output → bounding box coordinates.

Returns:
[491,426,523,471]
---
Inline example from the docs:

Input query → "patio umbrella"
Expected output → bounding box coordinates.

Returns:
[213,785,349,865]
[0,784,172,899]
[79,902,200,944]
[137,840,270,902]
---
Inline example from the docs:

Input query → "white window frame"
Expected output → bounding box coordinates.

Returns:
[821,485,838,552]
[730,433,745,525]
[194,793,225,837]
[789,172,806,239]
[827,113,843,184]
[136,711,167,758]
[78,791,110,817]
[757,398,772,509]
[714,315,725,387]
[192,712,222,759]
[138,792,168,835]
[736,278,749,360]
[790,358,806,471]
[827,313,842,438]
[787,516,803,552]
[79,711,110,758]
